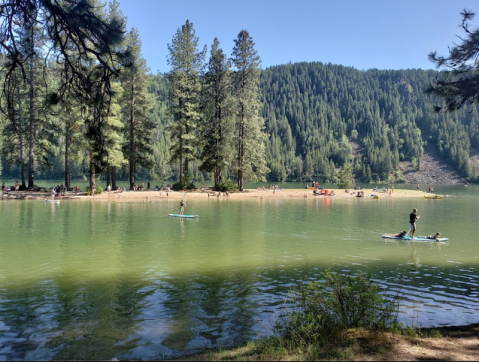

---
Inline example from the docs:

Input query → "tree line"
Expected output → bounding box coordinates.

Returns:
[1,2,479,190]
[0,1,269,192]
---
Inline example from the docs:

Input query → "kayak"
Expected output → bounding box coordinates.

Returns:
[424,195,442,199]
[382,233,449,242]
[168,214,199,218]
[45,199,60,203]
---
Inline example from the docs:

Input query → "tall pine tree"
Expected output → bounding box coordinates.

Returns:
[199,38,235,186]
[121,28,155,190]
[166,20,206,182]
[231,30,269,191]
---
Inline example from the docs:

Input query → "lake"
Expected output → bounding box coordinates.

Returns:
[0,184,478,360]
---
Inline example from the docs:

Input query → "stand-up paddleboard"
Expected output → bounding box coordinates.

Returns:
[168,214,199,218]
[382,233,448,242]
[45,199,60,203]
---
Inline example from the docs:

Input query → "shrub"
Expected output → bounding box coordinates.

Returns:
[274,270,399,348]
[172,180,195,191]
[86,185,104,195]
[172,171,195,190]
[215,179,238,192]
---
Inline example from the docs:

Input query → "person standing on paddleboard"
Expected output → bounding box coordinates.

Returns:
[408,208,420,238]
[179,199,186,216]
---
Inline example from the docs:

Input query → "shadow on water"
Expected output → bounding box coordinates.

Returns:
[0,260,478,360]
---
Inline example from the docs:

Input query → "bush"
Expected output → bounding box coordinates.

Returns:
[86,185,104,195]
[215,179,238,192]
[172,171,196,190]
[172,180,195,191]
[274,270,399,348]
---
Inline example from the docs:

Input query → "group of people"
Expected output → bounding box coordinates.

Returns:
[1,182,17,192]
[51,184,67,198]
[395,208,441,240]
[131,183,145,191]
[208,191,229,197]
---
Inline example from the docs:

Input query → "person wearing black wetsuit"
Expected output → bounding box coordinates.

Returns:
[408,208,420,238]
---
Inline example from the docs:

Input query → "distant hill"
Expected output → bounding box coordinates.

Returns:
[259,62,479,183]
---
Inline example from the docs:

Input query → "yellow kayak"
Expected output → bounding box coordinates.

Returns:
[424,195,442,200]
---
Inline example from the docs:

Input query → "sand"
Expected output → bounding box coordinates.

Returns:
[83,187,433,202]
[1,187,437,202]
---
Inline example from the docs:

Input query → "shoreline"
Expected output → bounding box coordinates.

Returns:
[0,187,439,202]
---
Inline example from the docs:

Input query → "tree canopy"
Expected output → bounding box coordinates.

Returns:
[427,9,479,111]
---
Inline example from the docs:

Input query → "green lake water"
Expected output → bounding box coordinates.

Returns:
[0,184,478,360]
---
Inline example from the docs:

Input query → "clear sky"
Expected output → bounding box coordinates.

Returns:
[115,0,478,74]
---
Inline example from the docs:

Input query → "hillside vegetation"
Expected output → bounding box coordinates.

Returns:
[2,62,479,184]
[260,62,479,184]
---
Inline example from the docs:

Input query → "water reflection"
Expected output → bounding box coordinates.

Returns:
[1,194,479,359]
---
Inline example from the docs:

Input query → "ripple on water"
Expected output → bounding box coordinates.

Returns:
[1,195,479,358]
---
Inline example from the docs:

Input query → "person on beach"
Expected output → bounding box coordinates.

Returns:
[51,186,56,199]
[407,208,420,238]
[15,181,19,191]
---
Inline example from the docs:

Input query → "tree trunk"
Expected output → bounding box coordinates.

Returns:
[214,168,220,186]
[184,157,189,176]
[129,78,135,190]
[237,105,245,191]
[65,130,71,189]
[184,121,189,176]
[179,130,183,182]
[89,149,96,196]
[111,166,117,190]
[106,166,111,190]
[17,80,26,189]
[28,55,36,189]
[238,170,243,191]
[178,98,183,182]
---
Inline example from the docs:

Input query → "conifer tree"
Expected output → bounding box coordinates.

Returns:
[428,10,479,111]
[231,30,269,191]
[336,162,355,189]
[199,38,235,186]
[121,28,155,190]
[1,69,28,188]
[85,79,124,194]
[166,20,206,182]
[1,7,57,189]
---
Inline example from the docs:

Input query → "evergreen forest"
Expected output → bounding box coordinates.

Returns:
[1,1,479,190]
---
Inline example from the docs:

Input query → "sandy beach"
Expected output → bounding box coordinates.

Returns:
[0,186,438,202]
[88,186,439,202]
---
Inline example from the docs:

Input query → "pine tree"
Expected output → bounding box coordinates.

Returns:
[85,78,124,194]
[1,68,28,188]
[231,30,269,191]
[167,20,206,182]
[0,7,57,189]
[121,28,155,190]
[336,162,355,189]
[427,10,479,111]
[199,38,235,186]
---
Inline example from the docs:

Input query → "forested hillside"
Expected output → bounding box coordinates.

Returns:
[2,62,479,184]
[260,62,479,183]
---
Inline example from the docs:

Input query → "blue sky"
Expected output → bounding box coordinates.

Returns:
[116,0,478,74]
